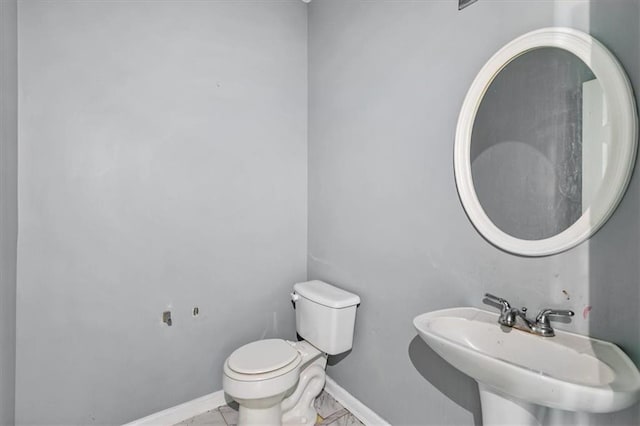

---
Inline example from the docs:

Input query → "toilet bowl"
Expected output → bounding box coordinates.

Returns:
[222,280,360,426]
[223,339,327,425]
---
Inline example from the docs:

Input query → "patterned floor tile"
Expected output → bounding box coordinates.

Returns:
[176,409,227,425]
[314,390,345,419]
[324,412,364,426]
[218,404,239,426]
[317,408,349,425]
[173,390,364,426]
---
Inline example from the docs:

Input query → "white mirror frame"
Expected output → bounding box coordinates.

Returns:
[454,27,638,256]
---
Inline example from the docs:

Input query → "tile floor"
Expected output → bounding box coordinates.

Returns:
[175,390,364,426]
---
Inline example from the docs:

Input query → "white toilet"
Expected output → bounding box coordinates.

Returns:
[223,280,360,426]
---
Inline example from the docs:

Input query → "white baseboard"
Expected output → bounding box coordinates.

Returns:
[122,376,389,426]
[122,390,227,426]
[324,376,390,426]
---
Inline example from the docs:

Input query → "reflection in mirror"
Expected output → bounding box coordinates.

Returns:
[470,47,604,241]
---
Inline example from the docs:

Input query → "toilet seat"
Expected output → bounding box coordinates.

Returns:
[224,339,302,382]
[223,339,303,402]
[229,339,299,375]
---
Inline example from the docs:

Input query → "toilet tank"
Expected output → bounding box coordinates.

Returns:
[292,280,360,355]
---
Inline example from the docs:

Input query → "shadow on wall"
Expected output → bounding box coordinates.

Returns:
[408,336,482,426]
[586,0,640,362]
[587,1,640,423]
[327,350,351,366]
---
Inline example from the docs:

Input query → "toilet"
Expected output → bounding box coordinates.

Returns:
[223,280,360,426]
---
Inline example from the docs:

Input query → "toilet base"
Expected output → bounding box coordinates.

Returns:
[235,393,288,426]
[282,355,328,425]
[239,404,282,426]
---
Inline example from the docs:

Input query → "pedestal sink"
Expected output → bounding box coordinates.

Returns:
[413,307,640,425]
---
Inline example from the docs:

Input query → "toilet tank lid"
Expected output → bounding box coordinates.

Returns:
[293,280,360,309]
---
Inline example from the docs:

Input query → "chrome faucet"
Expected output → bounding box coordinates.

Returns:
[484,293,574,337]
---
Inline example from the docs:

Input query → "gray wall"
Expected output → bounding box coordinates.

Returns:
[0,0,18,424]
[12,1,640,425]
[16,1,307,424]
[308,0,640,425]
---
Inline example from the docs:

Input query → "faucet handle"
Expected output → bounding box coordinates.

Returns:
[484,293,511,312]
[534,308,575,336]
[536,308,574,324]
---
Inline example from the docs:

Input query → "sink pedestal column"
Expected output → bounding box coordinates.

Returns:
[479,383,545,426]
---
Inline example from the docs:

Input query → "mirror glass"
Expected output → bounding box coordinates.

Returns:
[470,47,605,241]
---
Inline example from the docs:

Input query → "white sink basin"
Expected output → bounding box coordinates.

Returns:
[413,307,640,414]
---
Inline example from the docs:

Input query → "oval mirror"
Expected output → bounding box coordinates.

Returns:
[454,28,637,256]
